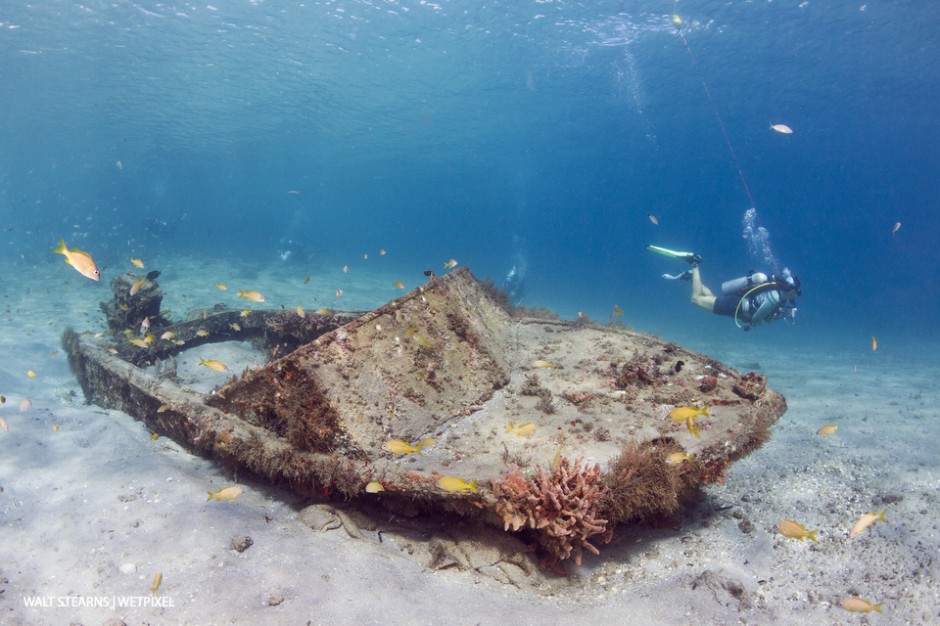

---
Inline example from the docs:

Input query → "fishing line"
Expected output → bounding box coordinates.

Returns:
[671,10,756,209]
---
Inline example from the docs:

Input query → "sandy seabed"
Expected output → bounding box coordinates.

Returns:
[1,254,938,626]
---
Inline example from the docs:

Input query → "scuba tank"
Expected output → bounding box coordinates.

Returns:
[721,271,768,296]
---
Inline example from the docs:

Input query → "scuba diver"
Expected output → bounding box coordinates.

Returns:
[647,245,801,331]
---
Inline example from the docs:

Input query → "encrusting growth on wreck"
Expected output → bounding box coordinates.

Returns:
[492,457,612,567]
[601,440,690,524]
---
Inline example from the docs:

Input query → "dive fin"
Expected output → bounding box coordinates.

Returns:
[646,244,696,260]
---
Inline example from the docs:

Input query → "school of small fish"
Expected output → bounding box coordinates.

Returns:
[39,225,910,616]
[777,506,891,612]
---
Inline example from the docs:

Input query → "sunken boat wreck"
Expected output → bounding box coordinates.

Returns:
[63,267,786,568]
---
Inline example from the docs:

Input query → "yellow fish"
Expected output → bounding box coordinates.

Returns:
[770,123,794,134]
[871,335,877,352]
[365,481,385,493]
[207,486,243,502]
[392,280,405,289]
[150,432,159,440]
[53,423,59,432]
[685,415,700,438]
[849,509,887,538]
[27,370,37,378]
[196,329,209,337]
[150,572,162,595]
[237,290,265,303]
[316,307,332,315]
[157,404,170,413]
[131,258,145,269]
[816,424,838,436]
[130,278,147,296]
[671,13,683,27]
[160,331,176,340]
[303,275,311,285]
[215,283,227,291]
[199,358,228,372]
[668,405,710,421]
[666,451,691,465]
[613,304,624,316]
[0,417,8,432]
[54,239,100,281]
[142,334,155,344]
[128,338,149,348]
[443,258,458,269]
[840,597,883,614]
[532,359,556,369]
[505,421,536,437]
[777,519,818,542]
[230,322,241,331]
[438,476,478,494]
[296,304,305,317]
[382,438,435,455]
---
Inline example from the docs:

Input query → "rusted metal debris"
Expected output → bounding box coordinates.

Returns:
[64,267,787,566]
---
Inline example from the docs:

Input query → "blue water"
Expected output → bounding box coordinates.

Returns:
[2,0,938,351]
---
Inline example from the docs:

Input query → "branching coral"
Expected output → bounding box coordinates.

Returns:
[492,457,611,566]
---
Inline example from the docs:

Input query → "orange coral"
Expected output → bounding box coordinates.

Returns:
[492,457,611,566]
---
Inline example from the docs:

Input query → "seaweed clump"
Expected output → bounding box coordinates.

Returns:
[491,458,611,566]
[601,441,686,524]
